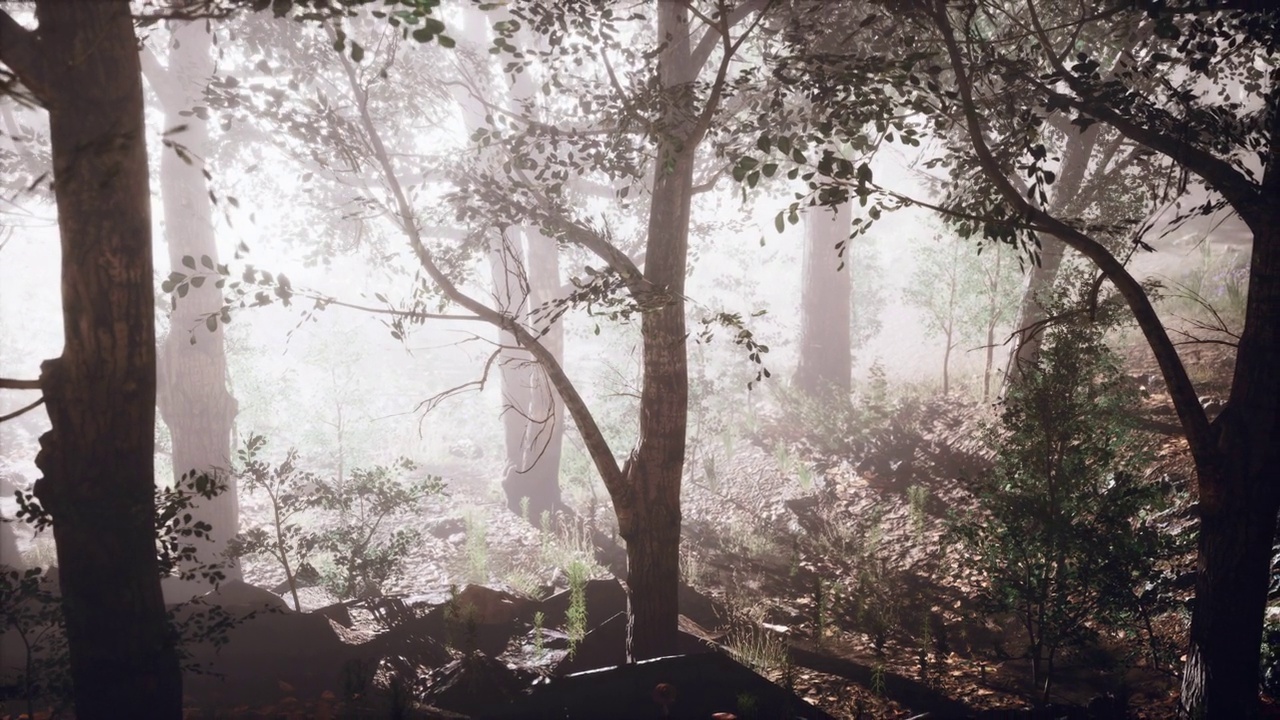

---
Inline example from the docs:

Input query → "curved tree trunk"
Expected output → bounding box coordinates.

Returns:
[148,7,242,599]
[793,199,853,398]
[5,1,183,716]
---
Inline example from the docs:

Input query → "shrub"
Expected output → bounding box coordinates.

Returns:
[951,319,1165,704]
[230,434,441,608]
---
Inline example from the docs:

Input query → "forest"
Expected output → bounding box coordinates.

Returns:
[0,1,1276,718]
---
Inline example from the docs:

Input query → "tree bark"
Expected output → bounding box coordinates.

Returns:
[148,8,242,599]
[7,1,183,716]
[793,199,853,397]
[1179,216,1280,720]
[617,2,697,661]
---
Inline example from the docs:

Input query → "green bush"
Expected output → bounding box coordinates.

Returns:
[230,434,442,607]
[950,318,1165,704]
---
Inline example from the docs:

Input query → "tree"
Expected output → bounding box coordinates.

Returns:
[793,198,853,397]
[903,230,1020,397]
[0,3,182,716]
[773,2,1279,715]
[142,3,242,598]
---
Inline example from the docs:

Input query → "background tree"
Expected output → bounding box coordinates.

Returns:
[793,198,853,397]
[142,2,242,598]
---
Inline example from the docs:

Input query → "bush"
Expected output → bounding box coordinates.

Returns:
[230,434,442,608]
[950,318,1165,704]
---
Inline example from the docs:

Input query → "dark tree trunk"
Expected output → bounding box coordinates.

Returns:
[1180,221,1280,719]
[148,9,241,598]
[11,1,182,716]
[793,199,853,397]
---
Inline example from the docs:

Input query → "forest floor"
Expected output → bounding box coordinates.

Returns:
[4,344,1258,719]
[221,351,1221,718]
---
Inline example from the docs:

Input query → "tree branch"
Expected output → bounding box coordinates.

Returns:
[1022,3,1263,234]
[0,10,50,104]
[334,37,627,498]
[0,377,41,390]
[931,0,1214,463]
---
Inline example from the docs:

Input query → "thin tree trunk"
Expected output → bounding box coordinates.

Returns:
[15,1,183,716]
[508,227,566,523]
[1003,124,1099,391]
[794,198,853,397]
[617,2,697,661]
[149,9,242,598]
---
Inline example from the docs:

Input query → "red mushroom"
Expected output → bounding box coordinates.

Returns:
[652,682,678,717]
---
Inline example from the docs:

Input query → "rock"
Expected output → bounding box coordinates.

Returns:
[553,612,714,676]
[492,652,838,720]
[428,517,468,539]
[539,578,627,630]
[180,591,361,709]
[419,653,533,716]
[197,579,292,613]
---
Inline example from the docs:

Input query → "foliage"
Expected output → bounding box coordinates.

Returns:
[4,470,249,715]
[902,231,1022,395]
[565,557,589,657]
[229,433,440,609]
[761,360,897,459]
[1261,618,1280,699]
[0,567,69,719]
[950,316,1165,704]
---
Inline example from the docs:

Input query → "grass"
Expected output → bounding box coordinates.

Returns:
[463,508,489,585]
[724,625,789,674]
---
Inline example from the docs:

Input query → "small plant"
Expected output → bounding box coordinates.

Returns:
[950,313,1165,704]
[907,484,929,538]
[0,567,68,719]
[796,463,814,493]
[230,434,440,607]
[443,584,480,655]
[813,577,831,648]
[725,625,789,674]
[565,558,589,655]
[871,662,886,696]
[532,610,547,660]
[462,509,490,585]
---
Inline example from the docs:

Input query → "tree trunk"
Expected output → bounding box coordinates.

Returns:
[616,1,696,662]
[21,1,182,716]
[793,198,853,397]
[1180,221,1280,719]
[150,8,242,599]
[1003,124,1099,392]
[506,227,565,524]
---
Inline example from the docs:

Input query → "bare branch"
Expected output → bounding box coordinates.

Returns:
[0,10,49,104]
[0,377,41,390]
[0,396,43,423]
